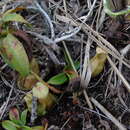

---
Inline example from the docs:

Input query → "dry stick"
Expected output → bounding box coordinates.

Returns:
[107,56,130,92]
[78,105,110,119]
[51,0,130,110]
[91,97,127,130]
[61,117,71,129]
[80,34,84,77]
[28,0,96,46]
[79,0,97,109]
[82,75,92,109]
[0,74,26,95]
[65,0,97,109]
[78,18,130,69]
[83,0,97,22]
[62,0,93,110]
[0,82,14,119]
[104,69,113,98]
[80,23,120,57]
[34,0,55,39]
[53,1,130,69]
[30,96,37,124]
[55,14,122,60]
[44,46,63,65]
[63,0,68,16]
[51,0,123,61]
[27,27,80,45]
[63,40,93,109]
[81,25,130,69]
[96,0,105,31]
[27,11,81,45]
[54,27,80,43]
[81,38,93,109]
[51,0,130,94]
[81,38,92,84]
[119,44,130,79]
[0,0,14,7]
[62,0,97,108]
[117,45,130,108]
[45,0,97,44]
[83,90,93,109]
[55,12,130,69]
[86,0,92,9]
[0,102,6,117]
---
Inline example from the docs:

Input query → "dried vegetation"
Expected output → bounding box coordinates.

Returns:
[0,0,130,130]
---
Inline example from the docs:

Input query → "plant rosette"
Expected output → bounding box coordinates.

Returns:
[24,82,56,116]
[0,8,31,77]
[2,108,32,130]
[47,61,80,86]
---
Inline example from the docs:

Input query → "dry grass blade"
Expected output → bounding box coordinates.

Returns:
[0,0,129,129]
[91,97,127,130]
[0,81,14,120]
[30,96,37,124]
[96,1,105,31]
[107,56,130,92]
[63,0,68,16]
[34,0,55,39]
[81,38,92,86]
[0,0,14,7]
[52,1,130,69]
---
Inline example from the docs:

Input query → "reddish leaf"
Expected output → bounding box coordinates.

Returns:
[0,33,30,76]
[12,30,32,60]
[9,108,19,120]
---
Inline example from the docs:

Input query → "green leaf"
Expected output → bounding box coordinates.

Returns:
[0,33,30,76]
[1,13,28,23]
[47,72,68,85]
[11,119,23,126]
[103,0,130,17]
[74,61,80,70]
[2,120,19,130]
[32,126,44,130]
[9,107,19,121]
[37,103,46,116]
[21,126,32,130]
[20,109,28,125]
[3,7,26,16]
[63,50,71,66]
[64,61,80,71]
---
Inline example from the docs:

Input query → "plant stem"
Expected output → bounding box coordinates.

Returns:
[63,41,93,109]
[62,41,77,72]
[34,1,55,39]
[30,71,62,94]
[103,0,130,17]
